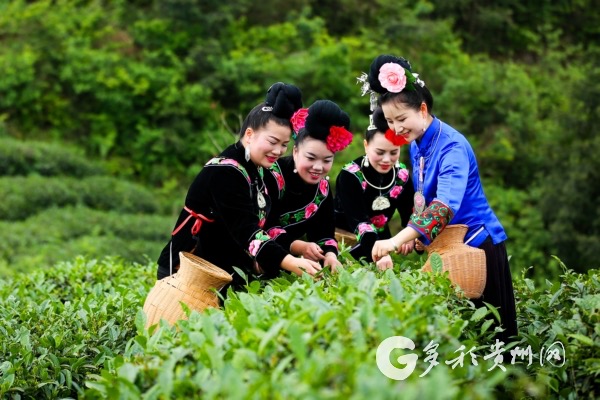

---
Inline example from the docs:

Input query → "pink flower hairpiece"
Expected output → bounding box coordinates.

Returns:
[290,108,309,136]
[326,126,353,153]
[378,62,425,93]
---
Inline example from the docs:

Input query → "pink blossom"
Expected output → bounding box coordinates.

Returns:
[378,63,407,93]
[397,168,409,182]
[319,179,329,195]
[370,214,388,228]
[248,239,263,256]
[305,203,318,218]
[361,181,367,190]
[390,185,403,198]
[267,227,286,238]
[258,218,266,228]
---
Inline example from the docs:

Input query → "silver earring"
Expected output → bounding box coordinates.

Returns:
[293,168,297,173]
[244,146,250,162]
[395,160,400,168]
[325,175,330,181]
[422,120,426,133]
[363,155,369,168]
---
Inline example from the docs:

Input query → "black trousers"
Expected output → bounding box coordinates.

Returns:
[472,240,518,344]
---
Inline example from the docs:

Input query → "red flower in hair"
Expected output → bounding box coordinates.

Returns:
[290,108,309,133]
[384,129,408,146]
[326,126,353,153]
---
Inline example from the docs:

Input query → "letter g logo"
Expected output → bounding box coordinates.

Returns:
[376,336,418,380]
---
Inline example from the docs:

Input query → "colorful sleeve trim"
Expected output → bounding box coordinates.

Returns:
[317,238,339,251]
[268,161,286,199]
[278,179,329,227]
[355,222,377,242]
[408,199,454,242]
[248,230,272,259]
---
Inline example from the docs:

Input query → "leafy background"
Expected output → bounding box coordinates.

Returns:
[0,0,599,398]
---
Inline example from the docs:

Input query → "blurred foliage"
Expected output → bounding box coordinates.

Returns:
[0,0,598,278]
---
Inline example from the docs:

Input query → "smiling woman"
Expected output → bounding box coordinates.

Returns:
[264,100,354,272]
[155,82,324,292]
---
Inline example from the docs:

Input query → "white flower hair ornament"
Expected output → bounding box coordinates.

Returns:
[378,62,425,93]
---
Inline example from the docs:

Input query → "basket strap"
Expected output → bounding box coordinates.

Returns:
[172,206,215,236]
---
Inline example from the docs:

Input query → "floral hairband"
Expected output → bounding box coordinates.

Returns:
[289,108,353,153]
[378,62,425,93]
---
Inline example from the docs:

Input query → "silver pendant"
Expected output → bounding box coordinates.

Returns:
[257,191,266,209]
[414,191,426,215]
[372,196,391,210]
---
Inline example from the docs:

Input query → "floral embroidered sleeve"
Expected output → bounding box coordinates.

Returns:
[207,164,288,275]
[408,200,454,242]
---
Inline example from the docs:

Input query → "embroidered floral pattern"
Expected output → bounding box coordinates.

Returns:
[389,185,402,198]
[248,231,271,257]
[267,227,286,239]
[206,157,252,185]
[317,238,339,251]
[397,167,409,182]
[279,179,328,227]
[408,200,454,242]
[355,222,376,242]
[269,161,286,199]
[370,214,388,230]
[207,156,268,236]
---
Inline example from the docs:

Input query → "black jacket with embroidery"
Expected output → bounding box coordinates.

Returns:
[157,142,289,286]
[334,156,414,262]
[264,156,338,257]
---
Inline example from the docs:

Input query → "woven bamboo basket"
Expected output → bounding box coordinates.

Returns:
[143,252,232,327]
[335,228,358,247]
[421,225,486,299]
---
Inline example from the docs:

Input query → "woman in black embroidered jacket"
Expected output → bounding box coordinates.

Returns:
[265,100,354,270]
[156,83,322,288]
[334,106,414,270]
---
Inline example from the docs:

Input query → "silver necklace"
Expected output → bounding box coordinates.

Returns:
[414,121,442,215]
[255,168,266,209]
[361,159,395,210]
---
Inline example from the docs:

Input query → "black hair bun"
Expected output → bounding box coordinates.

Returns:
[368,54,412,94]
[265,82,303,119]
[304,100,351,141]
[372,107,389,133]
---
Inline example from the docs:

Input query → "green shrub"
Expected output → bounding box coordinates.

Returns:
[0,257,155,399]
[0,137,105,177]
[0,206,172,276]
[0,176,162,221]
[84,262,543,399]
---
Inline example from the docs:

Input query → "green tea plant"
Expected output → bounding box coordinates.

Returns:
[0,257,155,399]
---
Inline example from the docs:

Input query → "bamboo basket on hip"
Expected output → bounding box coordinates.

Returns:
[142,252,232,328]
[417,224,486,299]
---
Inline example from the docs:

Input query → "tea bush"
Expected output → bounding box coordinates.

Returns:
[0,257,155,399]
[0,138,105,178]
[0,176,162,221]
[0,255,597,399]
[0,206,172,276]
